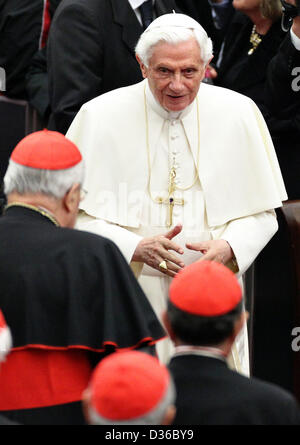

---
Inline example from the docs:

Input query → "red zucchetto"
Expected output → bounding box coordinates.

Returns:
[169,260,242,317]
[88,350,171,420]
[11,129,82,170]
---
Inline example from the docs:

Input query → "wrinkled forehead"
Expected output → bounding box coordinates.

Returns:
[146,37,206,70]
[136,15,212,67]
[149,38,203,65]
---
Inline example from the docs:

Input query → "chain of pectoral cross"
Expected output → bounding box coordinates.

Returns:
[155,165,185,228]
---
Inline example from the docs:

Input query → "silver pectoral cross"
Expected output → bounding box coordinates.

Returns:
[155,167,184,228]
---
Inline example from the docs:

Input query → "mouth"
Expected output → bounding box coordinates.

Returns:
[167,95,185,100]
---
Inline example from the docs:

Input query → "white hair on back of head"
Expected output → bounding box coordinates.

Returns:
[135,26,213,67]
[3,159,85,200]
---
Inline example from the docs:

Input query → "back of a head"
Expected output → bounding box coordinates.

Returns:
[84,350,176,425]
[135,13,213,67]
[167,261,243,346]
[4,129,84,200]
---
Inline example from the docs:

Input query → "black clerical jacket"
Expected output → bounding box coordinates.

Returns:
[169,354,300,425]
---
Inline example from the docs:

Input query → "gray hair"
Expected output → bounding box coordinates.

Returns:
[4,159,85,200]
[135,26,213,67]
[87,376,176,426]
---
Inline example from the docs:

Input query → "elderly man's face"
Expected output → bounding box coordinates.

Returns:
[138,38,207,112]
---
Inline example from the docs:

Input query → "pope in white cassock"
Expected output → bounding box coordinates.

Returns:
[66,13,287,376]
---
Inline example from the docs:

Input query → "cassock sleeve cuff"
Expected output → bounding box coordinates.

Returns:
[217,210,278,277]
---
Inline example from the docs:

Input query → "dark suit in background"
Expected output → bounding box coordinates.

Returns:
[215,11,286,113]
[175,0,218,39]
[25,0,61,124]
[0,0,60,100]
[175,0,234,56]
[0,0,61,215]
[250,33,300,396]
[169,354,300,425]
[265,33,300,200]
[47,0,180,135]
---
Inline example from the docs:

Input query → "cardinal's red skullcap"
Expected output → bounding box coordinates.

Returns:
[11,129,82,170]
[89,351,170,420]
[169,261,242,316]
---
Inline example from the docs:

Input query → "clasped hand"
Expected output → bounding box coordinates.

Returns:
[132,224,234,277]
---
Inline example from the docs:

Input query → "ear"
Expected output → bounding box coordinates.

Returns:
[63,183,81,213]
[201,56,215,81]
[136,54,148,79]
[162,310,176,342]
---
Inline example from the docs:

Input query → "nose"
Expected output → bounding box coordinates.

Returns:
[168,73,185,93]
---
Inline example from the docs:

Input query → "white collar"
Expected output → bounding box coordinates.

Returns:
[128,0,154,10]
[173,345,227,362]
